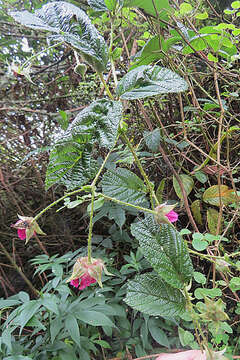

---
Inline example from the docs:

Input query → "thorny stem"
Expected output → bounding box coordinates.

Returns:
[0,241,39,297]
[122,133,159,209]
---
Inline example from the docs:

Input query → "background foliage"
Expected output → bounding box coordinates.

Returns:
[1,0,240,358]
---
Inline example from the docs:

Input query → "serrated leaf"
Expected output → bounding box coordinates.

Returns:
[173,174,194,199]
[10,1,108,72]
[191,200,203,225]
[124,273,185,317]
[88,0,108,11]
[131,216,193,289]
[144,129,161,152]
[46,100,122,190]
[207,208,222,235]
[108,203,126,229]
[203,185,236,206]
[116,65,188,100]
[101,168,147,205]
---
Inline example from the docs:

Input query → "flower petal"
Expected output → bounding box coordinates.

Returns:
[79,274,97,290]
[70,278,80,288]
[17,228,26,240]
[165,210,178,223]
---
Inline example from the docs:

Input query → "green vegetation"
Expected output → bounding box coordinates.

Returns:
[0,0,240,359]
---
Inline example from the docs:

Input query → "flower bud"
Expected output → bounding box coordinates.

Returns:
[154,203,178,224]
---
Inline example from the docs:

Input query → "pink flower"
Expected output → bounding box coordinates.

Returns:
[11,215,46,242]
[67,256,112,291]
[17,228,28,240]
[70,274,97,290]
[156,350,206,360]
[154,203,178,224]
[165,210,178,223]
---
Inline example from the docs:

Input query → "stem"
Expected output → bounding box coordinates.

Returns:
[22,42,64,69]
[100,193,157,215]
[33,188,85,222]
[98,72,114,100]
[122,133,159,209]
[0,241,39,297]
[87,147,117,263]
[109,15,118,88]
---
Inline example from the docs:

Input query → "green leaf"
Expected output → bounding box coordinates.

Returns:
[94,340,111,348]
[144,129,161,152]
[203,185,236,206]
[148,318,170,348]
[194,171,208,184]
[179,2,193,14]
[131,216,193,289]
[192,236,208,251]
[108,203,126,229]
[194,287,222,299]
[50,317,63,343]
[156,179,165,203]
[232,1,240,8]
[65,314,81,347]
[19,300,42,331]
[75,310,115,327]
[101,168,147,205]
[123,0,171,19]
[10,2,108,72]
[193,271,206,285]
[173,174,194,199]
[229,277,240,291]
[46,99,122,190]
[191,200,203,225]
[178,326,194,346]
[41,294,59,314]
[194,11,208,19]
[88,0,108,11]
[124,273,185,317]
[207,208,222,235]
[132,36,164,68]
[116,65,188,100]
